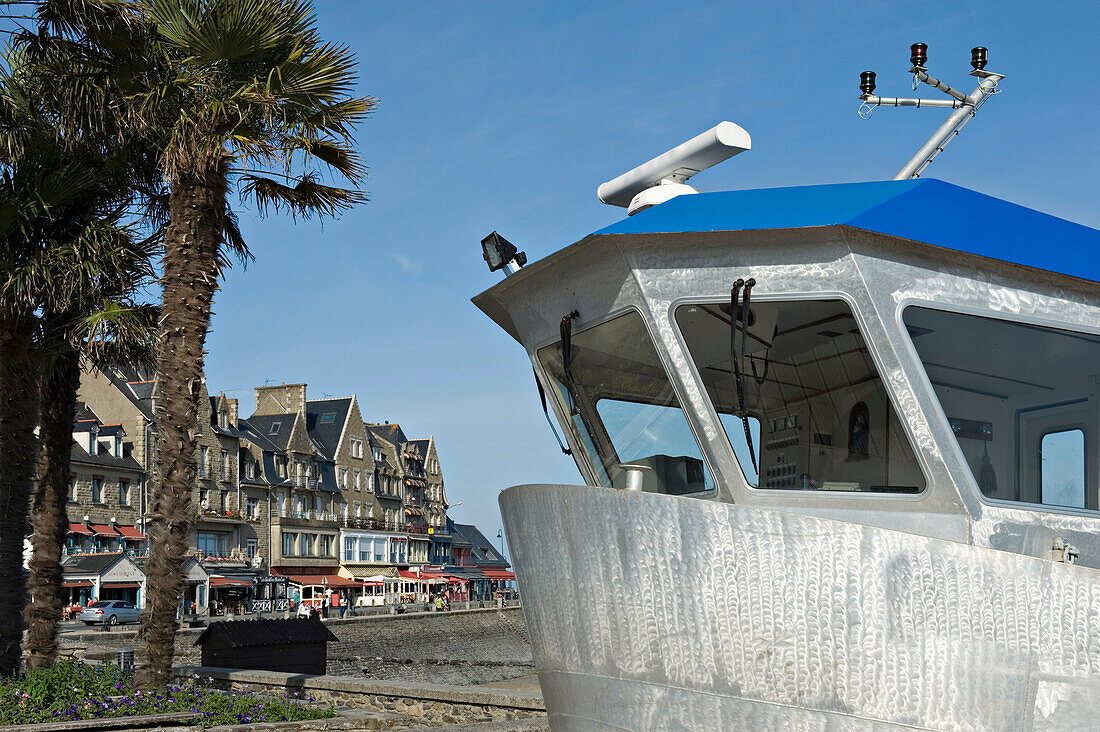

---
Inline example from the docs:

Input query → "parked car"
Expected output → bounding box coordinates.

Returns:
[79,600,141,626]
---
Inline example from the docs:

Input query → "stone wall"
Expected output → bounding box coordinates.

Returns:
[68,606,533,687]
[173,667,546,729]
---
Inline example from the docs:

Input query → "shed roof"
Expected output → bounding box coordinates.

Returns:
[194,617,338,648]
[595,179,1100,284]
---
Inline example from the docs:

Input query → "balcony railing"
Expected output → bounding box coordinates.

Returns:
[405,524,429,535]
[342,516,404,532]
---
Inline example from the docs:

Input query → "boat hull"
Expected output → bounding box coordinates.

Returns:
[500,484,1100,731]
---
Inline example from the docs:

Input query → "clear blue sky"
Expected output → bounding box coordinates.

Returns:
[199,1,1098,540]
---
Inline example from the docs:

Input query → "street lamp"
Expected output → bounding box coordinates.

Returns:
[497,528,505,558]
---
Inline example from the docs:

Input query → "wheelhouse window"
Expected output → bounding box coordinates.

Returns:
[675,299,924,493]
[537,310,714,495]
[904,306,1097,510]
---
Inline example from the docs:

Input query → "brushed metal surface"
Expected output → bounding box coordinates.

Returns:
[502,484,1100,731]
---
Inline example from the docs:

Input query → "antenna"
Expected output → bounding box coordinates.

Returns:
[858,43,1003,179]
[597,122,751,215]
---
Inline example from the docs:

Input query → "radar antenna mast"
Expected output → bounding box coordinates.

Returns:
[858,44,1003,180]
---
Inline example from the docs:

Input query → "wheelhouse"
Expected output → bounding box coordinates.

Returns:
[474,178,1100,567]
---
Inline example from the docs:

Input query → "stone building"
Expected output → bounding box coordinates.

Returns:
[76,366,270,589]
[366,424,412,563]
[409,437,452,565]
[247,384,353,604]
[67,403,147,556]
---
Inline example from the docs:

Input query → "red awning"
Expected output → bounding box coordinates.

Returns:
[61,580,93,588]
[68,523,93,536]
[100,582,140,589]
[89,524,119,537]
[444,576,468,584]
[210,577,252,588]
[115,526,145,540]
[481,570,516,581]
[282,574,360,589]
[404,507,423,516]
[398,570,421,580]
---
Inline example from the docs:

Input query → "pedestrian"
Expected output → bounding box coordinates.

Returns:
[434,595,444,612]
[296,600,311,618]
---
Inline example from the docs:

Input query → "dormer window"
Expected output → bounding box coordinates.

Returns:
[88,428,97,454]
[219,410,227,429]
[114,435,122,458]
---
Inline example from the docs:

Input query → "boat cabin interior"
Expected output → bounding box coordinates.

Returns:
[475,179,1100,567]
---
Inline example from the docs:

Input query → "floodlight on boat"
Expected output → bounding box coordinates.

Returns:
[597,121,751,216]
[481,231,527,276]
[858,42,1004,180]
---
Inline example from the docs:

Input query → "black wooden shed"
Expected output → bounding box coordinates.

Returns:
[195,617,338,675]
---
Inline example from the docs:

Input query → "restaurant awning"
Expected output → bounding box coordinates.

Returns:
[115,526,146,541]
[67,523,93,536]
[209,577,252,588]
[481,570,516,581]
[100,582,140,589]
[61,580,93,588]
[282,574,360,588]
[404,507,423,516]
[89,524,119,537]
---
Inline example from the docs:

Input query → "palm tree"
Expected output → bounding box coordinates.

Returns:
[0,15,161,669]
[127,0,373,688]
[12,0,372,684]
[21,227,157,669]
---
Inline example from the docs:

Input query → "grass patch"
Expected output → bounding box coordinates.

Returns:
[0,661,335,726]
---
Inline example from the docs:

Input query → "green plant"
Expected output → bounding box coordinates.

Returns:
[0,662,334,727]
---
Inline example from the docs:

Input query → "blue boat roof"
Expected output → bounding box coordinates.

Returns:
[595,179,1100,284]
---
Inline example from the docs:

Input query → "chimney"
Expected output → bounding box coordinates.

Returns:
[227,398,238,426]
[253,383,308,415]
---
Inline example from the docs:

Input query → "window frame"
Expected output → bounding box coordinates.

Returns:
[897,298,1100,517]
[1039,426,1088,508]
[533,304,719,497]
[669,291,931,501]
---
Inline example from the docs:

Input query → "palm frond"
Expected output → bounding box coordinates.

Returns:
[239,171,365,219]
[82,298,159,369]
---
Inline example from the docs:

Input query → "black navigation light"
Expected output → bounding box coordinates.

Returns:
[971,46,988,71]
[481,231,527,272]
[910,42,928,68]
[860,70,877,95]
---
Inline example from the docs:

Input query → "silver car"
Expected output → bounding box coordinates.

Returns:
[79,600,141,626]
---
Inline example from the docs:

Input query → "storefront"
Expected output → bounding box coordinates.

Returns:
[60,553,147,614]
[276,570,360,610]
[176,556,210,615]
[481,569,517,596]
[208,576,253,615]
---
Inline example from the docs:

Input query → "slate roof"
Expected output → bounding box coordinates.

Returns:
[194,617,338,648]
[595,179,1100,284]
[236,418,285,454]
[70,442,143,472]
[74,402,99,424]
[305,398,351,461]
[63,553,127,575]
[97,365,155,420]
[244,414,295,450]
[453,523,509,568]
[368,422,407,446]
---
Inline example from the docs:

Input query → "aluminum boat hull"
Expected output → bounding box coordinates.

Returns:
[501,484,1100,731]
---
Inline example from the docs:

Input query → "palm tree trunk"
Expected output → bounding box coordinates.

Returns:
[0,306,40,676]
[24,334,79,668]
[136,169,226,690]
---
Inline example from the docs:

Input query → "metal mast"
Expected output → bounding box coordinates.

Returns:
[858,44,1004,180]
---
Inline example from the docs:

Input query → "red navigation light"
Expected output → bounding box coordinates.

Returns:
[910,42,928,68]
